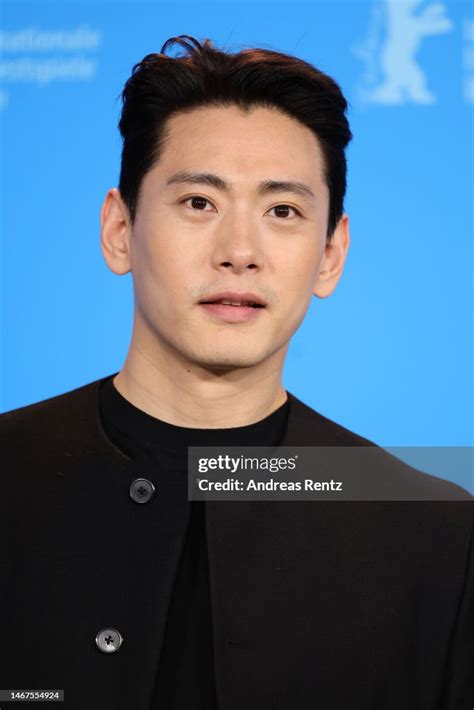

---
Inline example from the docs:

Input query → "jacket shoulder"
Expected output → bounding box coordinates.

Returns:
[0,375,105,419]
[287,391,379,446]
[0,374,112,455]
[286,391,473,501]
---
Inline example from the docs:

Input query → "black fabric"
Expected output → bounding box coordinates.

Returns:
[1,374,472,710]
[98,374,290,709]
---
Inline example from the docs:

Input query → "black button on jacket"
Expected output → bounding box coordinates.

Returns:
[0,372,472,710]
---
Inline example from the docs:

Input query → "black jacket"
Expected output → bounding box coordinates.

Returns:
[0,373,473,710]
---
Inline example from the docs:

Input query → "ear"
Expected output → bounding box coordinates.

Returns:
[100,188,133,275]
[313,213,350,298]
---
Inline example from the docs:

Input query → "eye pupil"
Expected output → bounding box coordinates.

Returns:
[275,205,292,218]
[191,197,207,210]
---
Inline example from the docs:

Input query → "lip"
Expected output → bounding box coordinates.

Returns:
[198,291,267,307]
[199,302,264,323]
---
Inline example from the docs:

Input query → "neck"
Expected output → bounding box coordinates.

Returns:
[113,328,289,430]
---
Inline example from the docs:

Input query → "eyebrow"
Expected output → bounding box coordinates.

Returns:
[164,171,317,202]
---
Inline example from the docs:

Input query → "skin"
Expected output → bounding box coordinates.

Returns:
[100,104,350,428]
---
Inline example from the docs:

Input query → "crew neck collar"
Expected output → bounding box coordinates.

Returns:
[99,373,291,457]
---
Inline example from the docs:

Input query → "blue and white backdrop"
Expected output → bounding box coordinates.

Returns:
[1,1,473,490]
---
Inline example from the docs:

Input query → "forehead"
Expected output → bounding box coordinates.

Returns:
[158,104,326,186]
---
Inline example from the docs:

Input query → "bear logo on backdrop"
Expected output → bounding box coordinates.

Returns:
[354,0,454,105]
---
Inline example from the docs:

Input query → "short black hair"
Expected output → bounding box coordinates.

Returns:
[118,35,353,241]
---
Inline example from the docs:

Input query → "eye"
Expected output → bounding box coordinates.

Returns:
[267,204,302,219]
[180,196,215,211]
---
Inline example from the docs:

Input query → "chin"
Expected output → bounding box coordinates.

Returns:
[189,349,264,371]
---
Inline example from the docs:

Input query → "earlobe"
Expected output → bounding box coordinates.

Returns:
[100,188,132,276]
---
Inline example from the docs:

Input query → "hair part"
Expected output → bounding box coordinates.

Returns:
[118,35,353,241]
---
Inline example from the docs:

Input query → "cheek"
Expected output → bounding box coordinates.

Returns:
[132,223,179,282]
[273,246,322,324]
[278,245,321,294]
[131,241,178,315]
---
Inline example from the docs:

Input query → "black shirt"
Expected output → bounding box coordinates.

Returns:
[98,373,290,708]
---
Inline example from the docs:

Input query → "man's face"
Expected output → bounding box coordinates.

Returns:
[105,104,348,372]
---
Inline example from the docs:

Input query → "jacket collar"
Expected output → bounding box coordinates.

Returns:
[57,372,369,463]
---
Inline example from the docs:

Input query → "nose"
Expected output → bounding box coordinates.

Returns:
[212,210,263,273]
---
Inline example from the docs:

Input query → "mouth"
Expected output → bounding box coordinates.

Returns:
[197,290,267,323]
[200,299,264,308]
[198,299,265,323]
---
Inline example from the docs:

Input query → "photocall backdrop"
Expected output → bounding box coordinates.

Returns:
[1,1,473,491]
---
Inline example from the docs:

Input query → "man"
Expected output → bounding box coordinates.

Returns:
[0,34,472,710]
